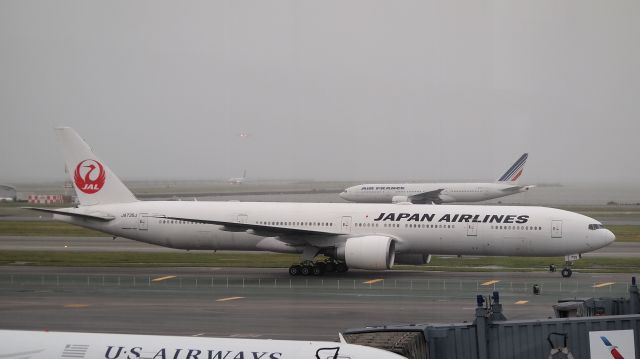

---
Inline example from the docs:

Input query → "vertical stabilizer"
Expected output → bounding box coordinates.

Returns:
[496,153,528,183]
[55,127,137,206]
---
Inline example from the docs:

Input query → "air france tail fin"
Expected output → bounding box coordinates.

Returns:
[496,153,528,183]
[55,127,137,206]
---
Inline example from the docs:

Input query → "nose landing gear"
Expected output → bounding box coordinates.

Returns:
[561,254,580,278]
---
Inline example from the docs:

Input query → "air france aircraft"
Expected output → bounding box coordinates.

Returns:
[340,153,535,204]
[27,128,614,278]
[0,330,404,359]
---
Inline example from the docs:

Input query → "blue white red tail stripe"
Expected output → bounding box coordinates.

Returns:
[601,336,625,359]
[497,153,528,183]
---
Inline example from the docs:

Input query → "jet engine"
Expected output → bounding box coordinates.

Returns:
[337,236,396,270]
[391,196,411,204]
[394,254,431,265]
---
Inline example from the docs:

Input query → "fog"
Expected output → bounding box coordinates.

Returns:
[1,1,638,184]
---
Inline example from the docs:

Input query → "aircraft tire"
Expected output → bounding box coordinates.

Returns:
[312,265,324,276]
[561,268,572,278]
[324,262,336,273]
[289,265,301,276]
[300,265,312,276]
[336,262,348,273]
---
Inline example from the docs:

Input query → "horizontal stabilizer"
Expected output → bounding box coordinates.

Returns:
[23,207,115,221]
[500,186,523,192]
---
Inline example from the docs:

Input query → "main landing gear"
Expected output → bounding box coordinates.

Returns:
[288,259,348,276]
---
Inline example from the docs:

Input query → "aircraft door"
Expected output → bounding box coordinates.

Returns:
[551,220,562,238]
[138,213,148,230]
[466,223,478,236]
[341,216,352,233]
[237,214,248,224]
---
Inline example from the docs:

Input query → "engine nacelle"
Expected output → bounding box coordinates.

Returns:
[394,254,431,265]
[391,196,411,204]
[337,236,396,270]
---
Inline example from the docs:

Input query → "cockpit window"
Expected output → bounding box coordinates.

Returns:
[588,224,605,230]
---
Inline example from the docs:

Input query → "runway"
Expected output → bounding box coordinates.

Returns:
[0,267,634,340]
[0,235,637,257]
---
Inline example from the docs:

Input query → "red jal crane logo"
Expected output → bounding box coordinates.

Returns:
[74,159,106,194]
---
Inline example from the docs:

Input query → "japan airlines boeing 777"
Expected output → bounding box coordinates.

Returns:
[0,330,404,359]
[340,153,535,204]
[27,128,614,278]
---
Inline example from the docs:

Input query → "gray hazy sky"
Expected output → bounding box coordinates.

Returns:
[1,1,639,184]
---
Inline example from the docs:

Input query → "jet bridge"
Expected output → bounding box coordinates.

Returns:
[344,277,640,359]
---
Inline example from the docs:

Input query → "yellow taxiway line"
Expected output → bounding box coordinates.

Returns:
[514,300,529,305]
[363,279,384,285]
[216,297,245,302]
[481,280,500,286]
[152,275,176,282]
[592,282,615,288]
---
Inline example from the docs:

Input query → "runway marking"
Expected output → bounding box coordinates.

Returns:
[593,282,615,288]
[64,304,90,308]
[481,280,500,286]
[515,300,529,305]
[152,275,176,282]
[363,279,384,285]
[216,296,245,302]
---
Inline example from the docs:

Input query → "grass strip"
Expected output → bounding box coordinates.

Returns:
[414,256,640,272]
[604,225,640,242]
[0,221,105,236]
[0,251,299,267]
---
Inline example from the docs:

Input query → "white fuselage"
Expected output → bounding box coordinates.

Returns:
[56,201,614,258]
[340,183,533,203]
[0,330,404,359]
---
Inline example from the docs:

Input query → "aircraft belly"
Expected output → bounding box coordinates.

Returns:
[161,228,262,251]
[209,231,262,251]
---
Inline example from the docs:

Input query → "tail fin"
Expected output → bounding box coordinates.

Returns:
[55,127,137,206]
[496,153,528,183]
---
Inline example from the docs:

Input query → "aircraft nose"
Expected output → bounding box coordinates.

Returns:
[604,229,616,245]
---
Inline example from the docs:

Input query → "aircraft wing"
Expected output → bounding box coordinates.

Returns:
[156,215,341,237]
[408,189,444,204]
[23,207,115,221]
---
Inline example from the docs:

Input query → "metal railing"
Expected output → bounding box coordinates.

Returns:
[0,274,630,296]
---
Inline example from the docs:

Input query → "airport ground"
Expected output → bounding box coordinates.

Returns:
[0,266,635,341]
[0,182,639,341]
